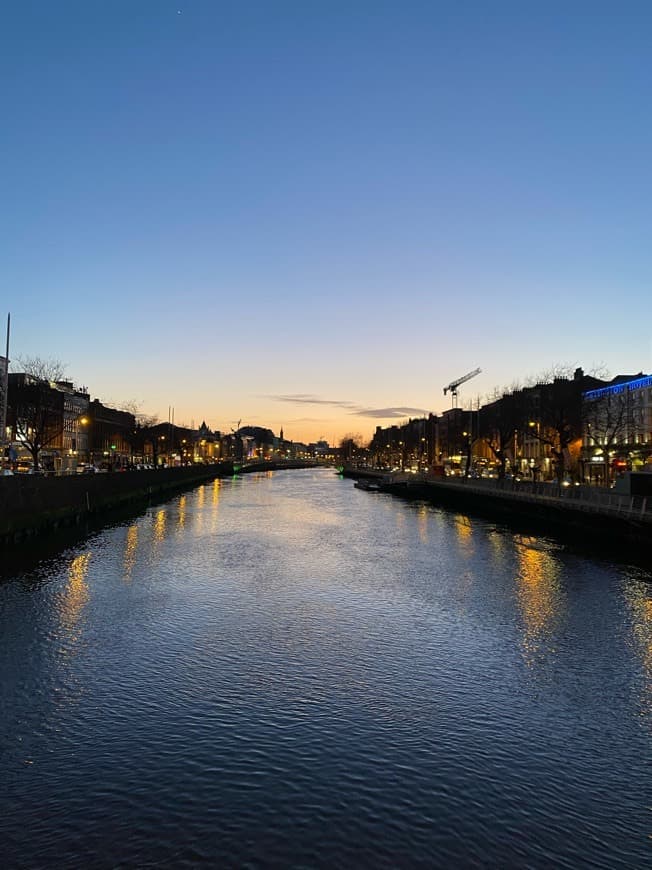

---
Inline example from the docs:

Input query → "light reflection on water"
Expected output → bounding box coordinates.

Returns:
[59,552,91,641]
[623,577,652,721]
[152,506,166,544]
[0,468,650,869]
[515,542,562,668]
[456,513,475,551]
[122,524,138,582]
[416,503,429,545]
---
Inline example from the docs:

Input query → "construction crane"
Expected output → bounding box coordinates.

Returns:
[443,368,481,408]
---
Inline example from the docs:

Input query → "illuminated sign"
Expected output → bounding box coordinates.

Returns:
[583,374,652,401]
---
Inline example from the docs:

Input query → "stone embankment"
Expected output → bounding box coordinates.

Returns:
[347,467,652,553]
[0,464,234,545]
[0,460,325,546]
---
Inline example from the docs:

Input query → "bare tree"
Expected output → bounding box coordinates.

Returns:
[16,356,67,382]
[119,399,159,428]
[583,386,634,485]
[587,362,610,380]
[523,364,576,389]
[8,358,69,469]
[522,367,610,481]
[9,376,64,470]
[485,385,503,404]
[525,378,585,482]
[480,392,521,478]
[118,401,160,463]
[339,432,365,462]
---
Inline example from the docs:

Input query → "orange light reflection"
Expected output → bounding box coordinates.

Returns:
[153,509,166,544]
[453,514,473,556]
[59,552,91,641]
[416,504,429,545]
[123,524,138,582]
[177,495,187,531]
[623,580,652,722]
[515,544,562,668]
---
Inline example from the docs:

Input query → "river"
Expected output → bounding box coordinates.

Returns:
[1,468,649,868]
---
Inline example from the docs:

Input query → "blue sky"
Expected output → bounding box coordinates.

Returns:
[3,1,651,442]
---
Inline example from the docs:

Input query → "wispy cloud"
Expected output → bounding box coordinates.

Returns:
[267,394,358,409]
[266,394,429,421]
[354,406,430,419]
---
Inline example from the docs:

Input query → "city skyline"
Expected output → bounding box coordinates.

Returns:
[4,2,652,443]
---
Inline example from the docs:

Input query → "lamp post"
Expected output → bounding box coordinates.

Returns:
[528,421,540,480]
[462,430,472,477]
[78,416,90,465]
[0,313,9,459]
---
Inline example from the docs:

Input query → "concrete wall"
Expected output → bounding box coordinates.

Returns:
[0,465,233,544]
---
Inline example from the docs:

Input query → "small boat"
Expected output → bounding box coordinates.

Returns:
[354,478,382,492]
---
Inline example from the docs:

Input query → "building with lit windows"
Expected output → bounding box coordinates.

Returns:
[54,380,90,469]
[87,400,135,469]
[582,373,652,483]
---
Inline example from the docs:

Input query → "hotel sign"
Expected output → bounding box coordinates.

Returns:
[584,374,652,400]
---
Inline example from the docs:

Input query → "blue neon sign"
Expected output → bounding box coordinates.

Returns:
[583,374,652,400]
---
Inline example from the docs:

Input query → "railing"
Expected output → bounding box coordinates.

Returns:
[383,472,652,523]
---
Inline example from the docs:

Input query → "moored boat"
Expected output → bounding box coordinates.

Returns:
[354,478,382,492]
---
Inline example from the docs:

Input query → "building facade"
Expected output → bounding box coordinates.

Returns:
[582,373,652,483]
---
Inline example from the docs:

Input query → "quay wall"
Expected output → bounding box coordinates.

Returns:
[378,476,651,551]
[0,464,234,545]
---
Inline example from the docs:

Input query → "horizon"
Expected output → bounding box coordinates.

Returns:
[6,338,648,447]
[4,2,652,443]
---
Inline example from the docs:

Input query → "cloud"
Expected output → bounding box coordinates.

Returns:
[354,406,430,419]
[266,394,430,421]
[267,394,358,409]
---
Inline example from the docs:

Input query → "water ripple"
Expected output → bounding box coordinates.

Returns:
[0,469,649,869]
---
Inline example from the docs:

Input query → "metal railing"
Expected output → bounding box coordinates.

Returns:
[384,472,652,523]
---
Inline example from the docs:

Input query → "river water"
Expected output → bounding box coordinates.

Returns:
[0,468,649,868]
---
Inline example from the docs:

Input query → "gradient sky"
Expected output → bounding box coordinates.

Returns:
[3,1,651,443]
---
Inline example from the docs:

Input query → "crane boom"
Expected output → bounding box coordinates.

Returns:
[443,367,481,403]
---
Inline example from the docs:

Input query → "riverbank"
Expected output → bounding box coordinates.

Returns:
[348,469,652,555]
[0,464,235,545]
[0,460,328,546]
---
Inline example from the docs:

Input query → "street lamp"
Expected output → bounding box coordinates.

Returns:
[78,416,90,464]
[527,420,541,478]
[462,430,472,476]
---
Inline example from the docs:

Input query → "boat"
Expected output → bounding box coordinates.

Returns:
[354,478,382,492]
